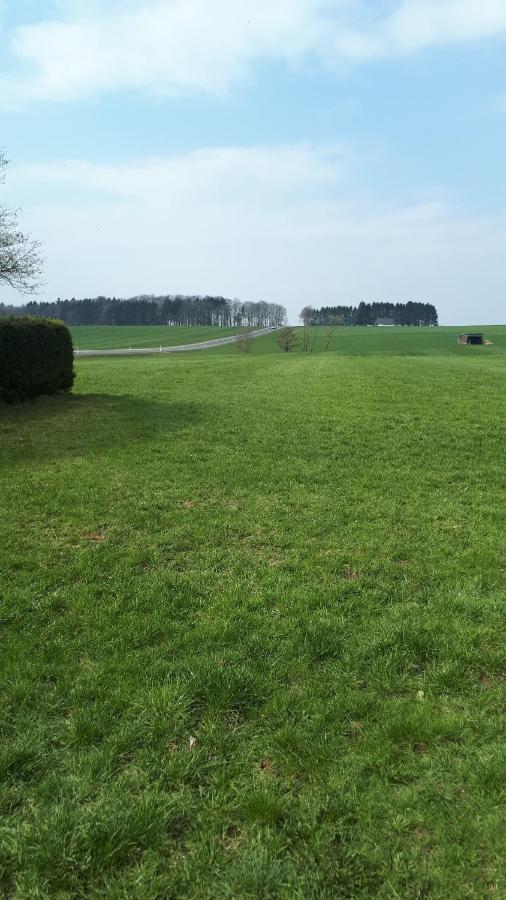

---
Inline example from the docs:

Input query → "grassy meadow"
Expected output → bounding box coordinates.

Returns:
[1,326,505,897]
[71,325,240,351]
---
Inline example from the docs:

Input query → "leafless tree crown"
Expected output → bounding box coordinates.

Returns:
[276,326,299,352]
[1,152,43,294]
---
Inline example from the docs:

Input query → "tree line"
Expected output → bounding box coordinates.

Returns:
[311,301,438,327]
[0,295,287,328]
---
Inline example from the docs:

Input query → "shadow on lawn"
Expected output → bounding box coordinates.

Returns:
[0,392,207,464]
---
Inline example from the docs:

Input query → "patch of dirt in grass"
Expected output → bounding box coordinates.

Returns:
[78,656,96,669]
[227,711,241,732]
[225,825,245,851]
[259,758,274,774]
[341,566,361,580]
[83,530,106,543]
[412,742,429,754]
[268,556,284,568]
[344,721,364,739]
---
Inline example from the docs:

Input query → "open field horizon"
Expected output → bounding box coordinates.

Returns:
[70,323,506,356]
[1,328,504,896]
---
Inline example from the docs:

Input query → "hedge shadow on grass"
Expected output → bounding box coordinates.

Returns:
[0,392,208,465]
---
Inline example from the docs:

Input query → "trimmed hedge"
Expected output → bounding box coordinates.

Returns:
[0,316,75,404]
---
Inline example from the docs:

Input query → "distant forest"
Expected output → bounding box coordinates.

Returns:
[312,302,438,327]
[0,295,287,328]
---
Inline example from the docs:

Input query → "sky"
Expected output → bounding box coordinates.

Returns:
[1,0,505,324]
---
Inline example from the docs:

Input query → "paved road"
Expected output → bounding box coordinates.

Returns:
[74,326,280,358]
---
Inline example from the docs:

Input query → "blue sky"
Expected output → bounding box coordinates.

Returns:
[1,0,505,323]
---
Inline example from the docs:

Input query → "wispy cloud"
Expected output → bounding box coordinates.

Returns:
[335,0,506,61]
[491,92,506,112]
[16,144,352,198]
[1,0,506,106]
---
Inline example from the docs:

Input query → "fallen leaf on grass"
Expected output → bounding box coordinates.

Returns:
[412,742,428,754]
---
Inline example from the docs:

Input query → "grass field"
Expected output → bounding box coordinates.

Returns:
[1,327,505,897]
[70,325,240,351]
[70,323,506,356]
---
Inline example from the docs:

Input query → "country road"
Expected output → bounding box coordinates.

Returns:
[74,326,280,358]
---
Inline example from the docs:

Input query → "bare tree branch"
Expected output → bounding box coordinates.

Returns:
[276,326,299,352]
[0,152,44,294]
[236,325,253,353]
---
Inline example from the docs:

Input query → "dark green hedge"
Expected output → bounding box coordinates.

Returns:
[0,316,75,403]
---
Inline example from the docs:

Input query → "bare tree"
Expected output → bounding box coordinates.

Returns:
[276,326,299,352]
[236,326,253,352]
[323,314,343,350]
[299,306,313,326]
[299,305,314,352]
[0,153,43,294]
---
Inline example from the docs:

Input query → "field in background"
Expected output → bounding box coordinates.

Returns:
[1,329,504,897]
[242,324,506,357]
[71,325,241,350]
[70,323,506,356]
[306,324,506,356]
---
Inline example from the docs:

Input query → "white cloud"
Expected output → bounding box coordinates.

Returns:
[1,0,506,105]
[337,0,506,61]
[0,0,344,104]
[16,144,351,202]
[4,145,506,324]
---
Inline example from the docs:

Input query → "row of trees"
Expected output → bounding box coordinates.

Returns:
[0,295,287,328]
[310,301,438,327]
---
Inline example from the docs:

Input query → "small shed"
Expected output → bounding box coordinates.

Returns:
[458,333,484,345]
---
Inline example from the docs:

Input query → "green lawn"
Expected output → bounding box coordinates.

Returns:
[70,325,241,350]
[1,329,505,897]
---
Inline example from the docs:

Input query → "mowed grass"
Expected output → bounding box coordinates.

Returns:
[71,325,240,351]
[0,330,505,898]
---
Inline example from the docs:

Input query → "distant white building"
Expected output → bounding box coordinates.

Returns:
[376,317,395,327]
